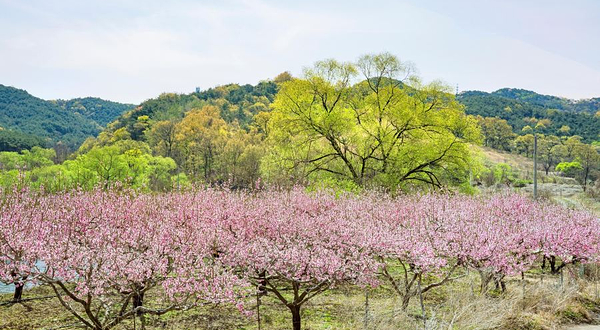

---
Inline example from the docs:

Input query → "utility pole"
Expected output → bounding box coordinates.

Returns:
[533,131,538,199]
[527,110,539,200]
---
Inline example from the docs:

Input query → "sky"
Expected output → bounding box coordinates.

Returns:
[1,0,599,104]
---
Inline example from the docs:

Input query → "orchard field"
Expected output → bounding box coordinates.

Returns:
[0,48,599,330]
[0,187,598,330]
[2,0,600,328]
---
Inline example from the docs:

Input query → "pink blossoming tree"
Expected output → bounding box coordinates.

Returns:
[0,187,598,330]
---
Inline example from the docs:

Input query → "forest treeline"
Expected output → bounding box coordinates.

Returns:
[0,54,598,193]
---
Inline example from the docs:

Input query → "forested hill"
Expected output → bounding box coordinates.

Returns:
[52,97,135,127]
[91,82,599,156]
[0,84,134,151]
[458,89,600,142]
[92,80,278,143]
[491,88,600,114]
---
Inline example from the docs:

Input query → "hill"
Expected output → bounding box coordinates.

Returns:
[98,81,277,142]
[52,97,135,127]
[458,89,600,142]
[491,88,600,114]
[0,84,134,151]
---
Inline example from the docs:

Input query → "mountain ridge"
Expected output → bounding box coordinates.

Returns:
[462,88,600,114]
[0,84,134,151]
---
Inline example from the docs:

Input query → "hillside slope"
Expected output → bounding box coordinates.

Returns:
[491,88,600,114]
[458,89,600,142]
[53,97,134,127]
[0,84,133,150]
[96,81,277,143]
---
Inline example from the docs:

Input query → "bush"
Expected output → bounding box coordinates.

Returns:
[556,161,583,178]
[512,179,532,188]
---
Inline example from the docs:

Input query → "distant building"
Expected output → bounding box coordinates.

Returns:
[195,87,201,93]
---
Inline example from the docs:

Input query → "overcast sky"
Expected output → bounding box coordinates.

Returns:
[1,0,599,104]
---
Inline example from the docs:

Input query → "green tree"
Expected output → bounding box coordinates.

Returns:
[563,135,584,159]
[264,53,480,189]
[83,146,129,187]
[274,71,293,84]
[0,147,55,171]
[558,125,571,136]
[219,126,263,187]
[512,134,534,157]
[175,105,227,181]
[143,155,178,191]
[146,120,178,158]
[556,161,583,178]
[0,152,23,171]
[537,135,563,175]
[476,116,515,151]
[573,143,600,191]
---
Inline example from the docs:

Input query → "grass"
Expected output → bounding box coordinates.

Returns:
[476,146,534,174]
[1,266,599,330]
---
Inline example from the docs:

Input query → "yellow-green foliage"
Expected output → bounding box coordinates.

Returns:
[265,53,481,190]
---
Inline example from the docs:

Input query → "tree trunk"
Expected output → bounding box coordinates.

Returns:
[364,289,369,329]
[417,277,426,330]
[257,293,262,330]
[133,291,144,316]
[288,304,301,330]
[13,282,24,302]
[257,271,267,296]
[494,278,506,292]
[541,256,546,270]
[256,271,267,330]
[478,270,492,293]
[401,293,411,311]
[11,273,25,303]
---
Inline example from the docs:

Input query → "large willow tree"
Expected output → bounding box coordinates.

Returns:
[263,53,480,189]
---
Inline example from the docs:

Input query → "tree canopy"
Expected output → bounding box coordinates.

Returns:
[264,53,480,189]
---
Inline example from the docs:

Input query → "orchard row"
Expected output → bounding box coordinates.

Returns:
[0,188,598,330]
